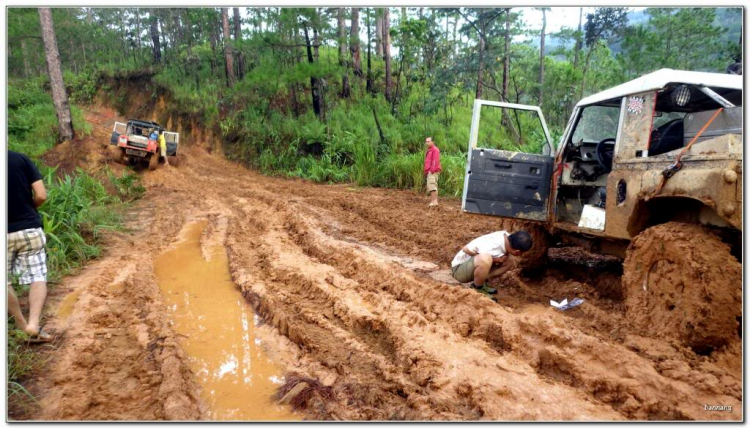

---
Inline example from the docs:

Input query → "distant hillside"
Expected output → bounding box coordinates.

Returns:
[529,8,741,57]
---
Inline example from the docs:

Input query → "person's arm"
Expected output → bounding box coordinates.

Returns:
[31,180,47,208]
[432,149,441,173]
[492,254,507,264]
[462,246,478,256]
[424,150,432,174]
[489,256,517,276]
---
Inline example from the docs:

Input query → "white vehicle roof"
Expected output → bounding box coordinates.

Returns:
[576,68,743,107]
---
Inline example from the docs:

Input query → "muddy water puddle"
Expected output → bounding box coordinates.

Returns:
[56,288,83,319]
[154,221,299,421]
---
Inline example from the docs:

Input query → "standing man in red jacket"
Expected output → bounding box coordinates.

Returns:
[424,137,442,207]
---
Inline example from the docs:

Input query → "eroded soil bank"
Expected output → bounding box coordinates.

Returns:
[16,106,741,421]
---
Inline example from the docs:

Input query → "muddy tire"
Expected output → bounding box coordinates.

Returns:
[623,222,741,351]
[518,224,550,270]
[148,153,159,171]
[108,146,126,164]
[168,154,180,167]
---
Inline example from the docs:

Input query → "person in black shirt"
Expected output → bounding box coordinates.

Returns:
[8,150,51,342]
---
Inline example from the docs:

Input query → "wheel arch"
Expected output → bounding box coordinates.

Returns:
[627,195,738,238]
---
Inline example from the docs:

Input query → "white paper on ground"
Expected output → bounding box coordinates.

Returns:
[551,298,585,311]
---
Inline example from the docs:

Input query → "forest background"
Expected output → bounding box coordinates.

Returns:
[7,7,742,197]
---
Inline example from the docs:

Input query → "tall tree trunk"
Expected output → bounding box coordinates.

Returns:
[452,18,458,59]
[159,17,168,59]
[135,8,142,52]
[233,7,245,80]
[502,9,511,101]
[221,8,234,87]
[573,7,583,70]
[383,8,392,102]
[70,38,78,74]
[475,35,485,99]
[350,8,362,77]
[313,10,320,62]
[579,48,594,99]
[337,8,350,98]
[375,10,383,56]
[570,7,583,115]
[303,23,324,120]
[38,8,74,143]
[209,13,218,76]
[539,8,546,106]
[366,8,374,94]
[150,10,161,63]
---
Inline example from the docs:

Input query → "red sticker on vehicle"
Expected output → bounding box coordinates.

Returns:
[627,96,645,115]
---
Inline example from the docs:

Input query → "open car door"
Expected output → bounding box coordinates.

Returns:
[461,100,556,222]
[163,132,180,156]
[110,122,127,145]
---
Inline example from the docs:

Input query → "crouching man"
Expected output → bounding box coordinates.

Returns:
[450,230,533,296]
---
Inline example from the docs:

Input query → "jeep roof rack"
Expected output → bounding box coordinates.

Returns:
[127,119,164,129]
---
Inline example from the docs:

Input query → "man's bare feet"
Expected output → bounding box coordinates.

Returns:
[24,323,40,336]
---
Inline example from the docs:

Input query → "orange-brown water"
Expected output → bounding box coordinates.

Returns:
[56,288,82,319]
[154,221,299,421]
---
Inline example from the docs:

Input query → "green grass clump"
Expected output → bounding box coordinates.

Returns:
[7,78,145,407]
[8,77,91,157]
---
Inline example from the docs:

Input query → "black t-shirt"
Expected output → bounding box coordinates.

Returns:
[8,151,44,233]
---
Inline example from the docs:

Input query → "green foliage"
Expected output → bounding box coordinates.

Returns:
[8,78,91,156]
[7,6,741,202]
[38,166,134,280]
[618,8,729,76]
[7,321,43,411]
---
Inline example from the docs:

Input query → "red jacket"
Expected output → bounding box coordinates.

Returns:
[424,145,442,174]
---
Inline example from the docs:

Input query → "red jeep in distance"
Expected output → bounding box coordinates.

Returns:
[110,119,179,170]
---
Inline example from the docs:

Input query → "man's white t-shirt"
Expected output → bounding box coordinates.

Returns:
[451,231,509,268]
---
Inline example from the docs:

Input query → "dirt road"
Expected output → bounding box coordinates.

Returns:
[19,107,742,421]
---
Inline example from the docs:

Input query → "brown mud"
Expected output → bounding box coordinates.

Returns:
[622,222,742,352]
[14,106,742,421]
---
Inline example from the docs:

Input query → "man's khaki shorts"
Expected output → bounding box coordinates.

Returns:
[451,257,475,283]
[7,228,47,285]
[426,172,439,193]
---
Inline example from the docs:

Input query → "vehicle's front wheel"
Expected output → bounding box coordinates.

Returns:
[518,224,550,270]
[623,222,741,351]
[148,153,159,171]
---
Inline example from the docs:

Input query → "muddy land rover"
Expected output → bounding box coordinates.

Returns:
[110,119,180,170]
[463,69,741,351]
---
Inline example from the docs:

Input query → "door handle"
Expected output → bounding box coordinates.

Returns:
[526,183,539,190]
[494,163,512,169]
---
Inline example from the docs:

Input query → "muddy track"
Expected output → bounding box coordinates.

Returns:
[21,108,741,421]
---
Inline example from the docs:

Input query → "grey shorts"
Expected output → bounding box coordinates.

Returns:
[7,227,48,285]
[451,257,475,283]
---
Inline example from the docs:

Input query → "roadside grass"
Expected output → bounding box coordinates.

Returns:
[7,81,146,414]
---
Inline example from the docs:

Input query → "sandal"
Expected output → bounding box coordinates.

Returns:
[26,326,54,344]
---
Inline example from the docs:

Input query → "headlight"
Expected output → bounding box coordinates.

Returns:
[672,85,691,107]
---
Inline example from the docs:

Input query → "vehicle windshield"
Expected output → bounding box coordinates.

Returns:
[571,105,620,144]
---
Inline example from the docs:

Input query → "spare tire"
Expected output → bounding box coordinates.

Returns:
[623,222,741,351]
